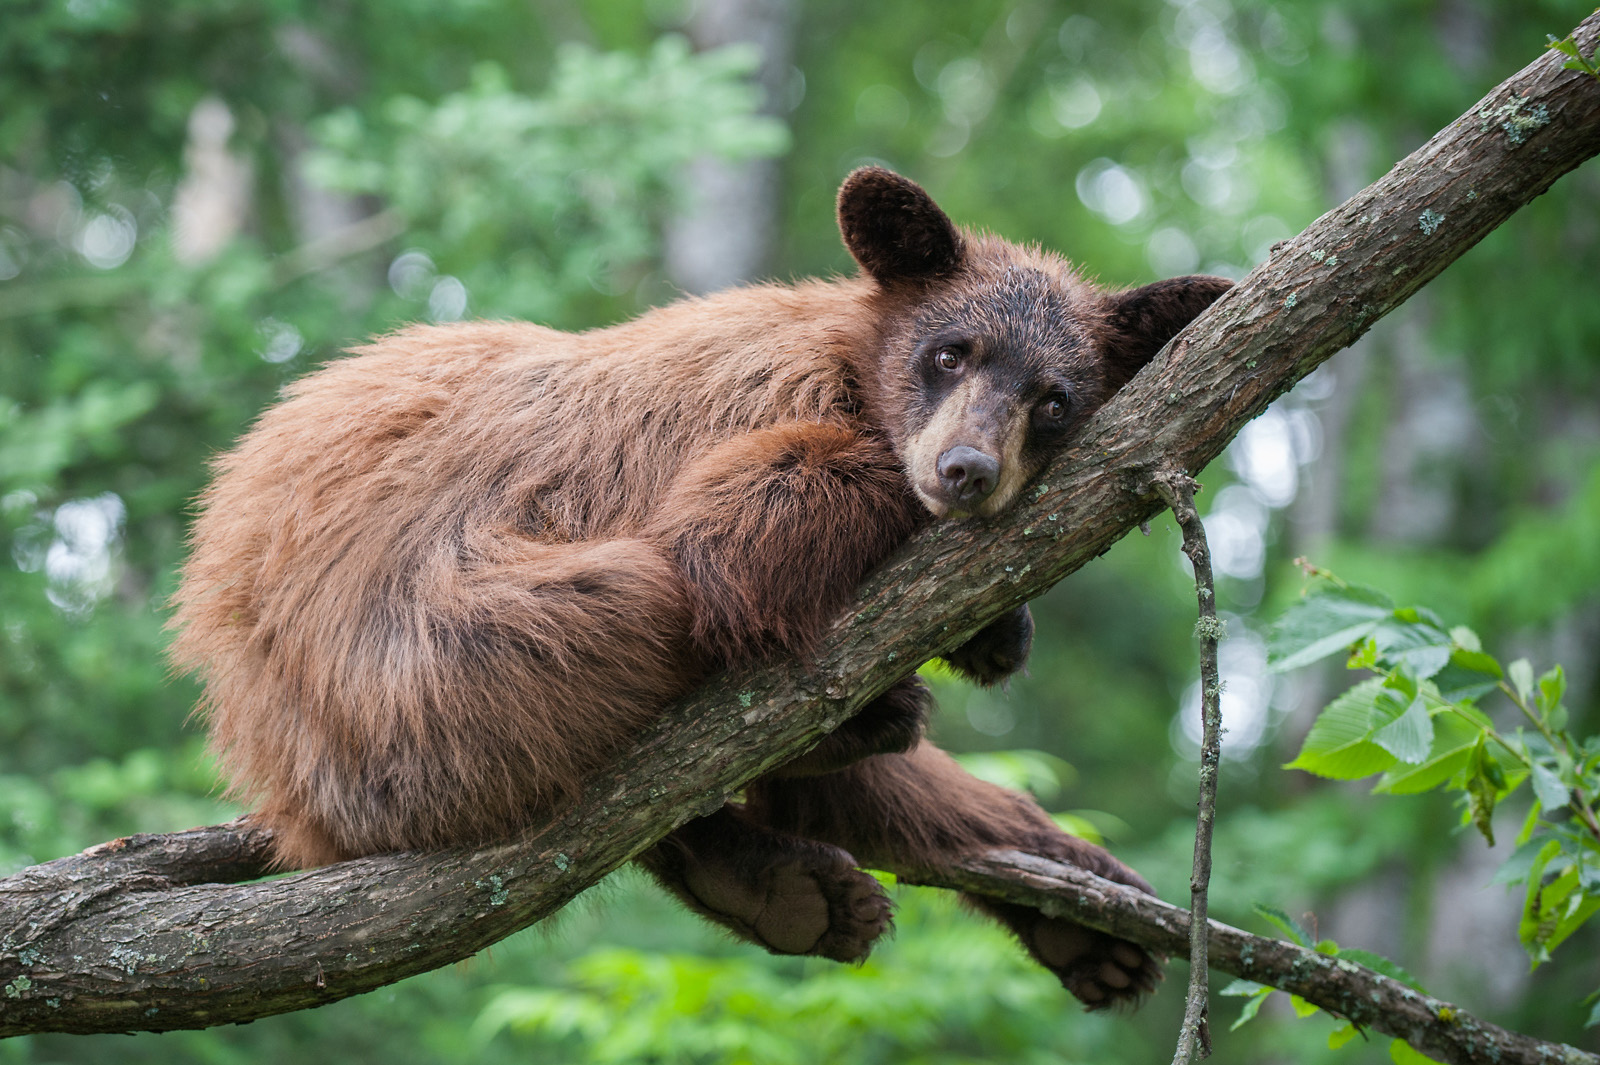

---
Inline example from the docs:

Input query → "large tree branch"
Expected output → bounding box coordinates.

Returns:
[4,14,1599,1059]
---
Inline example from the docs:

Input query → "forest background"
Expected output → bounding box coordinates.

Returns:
[1,0,1597,1061]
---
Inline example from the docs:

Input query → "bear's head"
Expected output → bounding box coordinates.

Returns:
[838,167,1231,520]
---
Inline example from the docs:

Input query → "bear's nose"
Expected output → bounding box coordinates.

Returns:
[936,446,1000,505]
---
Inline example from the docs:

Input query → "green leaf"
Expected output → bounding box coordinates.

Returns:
[1268,586,1394,673]
[954,749,1073,802]
[1329,1022,1361,1050]
[1530,763,1569,814]
[1347,637,1380,671]
[1219,979,1269,996]
[1372,693,1433,764]
[1514,802,1543,848]
[1537,665,1567,715]
[1375,707,1481,795]
[1229,988,1273,1031]
[1548,34,1583,60]
[1371,618,1454,680]
[1518,840,1564,962]
[1433,648,1503,703]
[1448,625,1482,652]
[1253,903,1312,946]
[1509,659,1535,702]
[1334,949,1428,993]
[1448,647,1501,677]
[1548,33,1600,77]
[1391,1038,1446,1064]
[1586,992,1600,1028]
[1285,679,1398,780]
[1492,835,1551,886]
[1546,893,1600,957]
[1289,994,1320,1017]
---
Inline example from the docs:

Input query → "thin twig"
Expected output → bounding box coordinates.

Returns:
[1154,470,1224,1065]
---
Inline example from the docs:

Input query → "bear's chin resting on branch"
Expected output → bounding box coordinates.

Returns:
[168,165,1229,1008]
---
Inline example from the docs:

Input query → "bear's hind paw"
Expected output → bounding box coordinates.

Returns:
[1030,919,1163,1010]
[753,858,892,963]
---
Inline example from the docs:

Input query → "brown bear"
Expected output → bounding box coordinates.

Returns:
[169,167,1229,1008]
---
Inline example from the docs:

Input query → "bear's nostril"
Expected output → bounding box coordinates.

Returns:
[936,446,1001,504]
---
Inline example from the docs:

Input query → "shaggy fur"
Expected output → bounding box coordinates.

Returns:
[169,166,1229,1008]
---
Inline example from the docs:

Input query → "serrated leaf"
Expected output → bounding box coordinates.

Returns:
[1253,902,1312,946]
[1509,659,1535,702]
[1391,1038,1446,1064]
[1372,618,1454,679]
[1375,709,1481,795]
[1335,949,1428,993]
[1530,763,1569,814]
[1329,1022,1360,1050]
[1372,694,1433,764]
[1268,586,1394,673]
[1285,679,1398,780]
[1376,746,1472,795]
[1290,994,1320,1017]
[1229,988,1272,1031]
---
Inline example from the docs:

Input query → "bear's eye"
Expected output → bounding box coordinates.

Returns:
[935,349,961,371]
[1040,395,1068,421]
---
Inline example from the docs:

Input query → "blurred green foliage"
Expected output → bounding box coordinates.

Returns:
[2,0,1598,1062]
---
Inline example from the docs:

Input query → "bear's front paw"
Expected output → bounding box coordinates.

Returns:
[943,604,1033,686]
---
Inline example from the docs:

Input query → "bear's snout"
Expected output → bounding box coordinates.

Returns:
[936,445,1000,507]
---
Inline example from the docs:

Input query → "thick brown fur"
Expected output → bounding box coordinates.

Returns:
[170,166,1228,1008]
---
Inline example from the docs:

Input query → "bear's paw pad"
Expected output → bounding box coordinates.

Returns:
[754,859,892,963]
[1029,919,1161,1010]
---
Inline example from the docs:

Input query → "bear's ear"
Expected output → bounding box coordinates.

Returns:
[1100,275,1233,390]
[837,167,965,286]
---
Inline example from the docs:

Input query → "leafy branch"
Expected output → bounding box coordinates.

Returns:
[1269,563,1600,1027]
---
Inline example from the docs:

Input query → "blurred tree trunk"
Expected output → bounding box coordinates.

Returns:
[664,0,793,293]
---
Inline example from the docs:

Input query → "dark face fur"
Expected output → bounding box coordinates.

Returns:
[837,167,1233,520]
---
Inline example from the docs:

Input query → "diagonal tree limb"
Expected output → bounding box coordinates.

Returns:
[3,13,1599,1057]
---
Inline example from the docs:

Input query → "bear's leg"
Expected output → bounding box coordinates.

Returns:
[744,740,1161,1008]
[941,605,1034,687]
[636,805,892,962]
[769,675,932,779]
[645,421,923,665]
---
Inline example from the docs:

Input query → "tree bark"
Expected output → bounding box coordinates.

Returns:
[4,13,1599,1059]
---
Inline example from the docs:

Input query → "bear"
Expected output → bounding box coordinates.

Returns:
[168,166,1230,1009]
